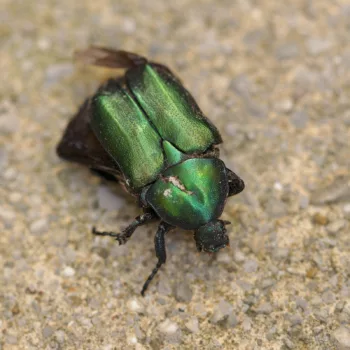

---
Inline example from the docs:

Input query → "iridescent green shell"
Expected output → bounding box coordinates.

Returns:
[145,158,228,229]
[90,64,222,191]
[127,64,222,153]
[90,84,164,190]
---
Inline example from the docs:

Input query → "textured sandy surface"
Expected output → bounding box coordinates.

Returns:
[1,0,350,349]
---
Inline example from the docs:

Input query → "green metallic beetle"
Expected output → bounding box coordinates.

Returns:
[57,47,245,295]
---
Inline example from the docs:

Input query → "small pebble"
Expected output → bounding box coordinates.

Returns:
[275,43,299,60]
[134,323,145,340]
[127,335,138,345]
[234,250,246,263]
[135,344,146,350]
[290,111,308,129]
[289,314,303,326]
[242,317,251,331]
[54,330,66,344]
[194,303,207,318]
[185,317,200,333]
[274,98,294,113]
[210,338,223,349]
[313,326,324,335]
[243,259,258,273]
[97,185,125,211]
[230,74,251,99]
[3,167,17,180]
[0,149,8,169]
[45,63,74,86]
[210,300,233,323]
[159,319,178,334]
[216,251,231,263]
[127,298,144,314]
[243,29,265,50]
[273,182,283,191]
[265,198,288,218]
[37,37,51,50]
[103,345,114,350]
[312,213,329,226]
[227,313,238,327]
[157,278,172,296]
[62,266,75,277]
[9,192,22,203]
[266,326,277,340]
[322,291,336,304]
[335,301,345,312]
[30,218,48,235]
[299,195,309,209]
[284,337,295,349]
[343,203,350,219]
[333,326,350,348]
[261,279,276,289]
[0,209,16,224]
[306,38,332,55]
[295,297,308,311]
[311,177,350,205]
[42,326,54,339]
[254,302,272,315]
[327,220,346,235]
[158,319,182,343]
[174,281,193,303]
[314,308,328,323]
[237,280,253,291]
[246,102,268,119]
[0,100,19,134]
[122,18,136,33]
[5,334,18,345]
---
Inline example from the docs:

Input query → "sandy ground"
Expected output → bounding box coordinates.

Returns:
[1,0,350,349]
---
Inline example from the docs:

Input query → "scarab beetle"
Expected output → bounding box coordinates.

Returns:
[57,47,245,295]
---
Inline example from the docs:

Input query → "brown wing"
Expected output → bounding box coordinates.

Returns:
[74,47,147,69]
[56,97,121,179]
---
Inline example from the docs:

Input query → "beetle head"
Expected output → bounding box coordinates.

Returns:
[194,220,230,253]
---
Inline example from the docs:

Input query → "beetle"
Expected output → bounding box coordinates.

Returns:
[56,47,245,295]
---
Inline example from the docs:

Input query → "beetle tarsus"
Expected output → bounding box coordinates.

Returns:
[92,211,156,245]
[92,227,125,245]
[141,261,162,296]
[141,222,173,296]
[92,227,136,245]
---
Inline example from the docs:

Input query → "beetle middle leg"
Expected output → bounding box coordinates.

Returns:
[92,211,156,245]
[141,222,174,296]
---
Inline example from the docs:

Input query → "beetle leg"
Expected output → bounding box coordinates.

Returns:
[141,222,174,296]
[226,168,245,197]
[92,211,156,245]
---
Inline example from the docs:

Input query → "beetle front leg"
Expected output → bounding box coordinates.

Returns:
[92,211,156,245]
[141,222,174,296]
